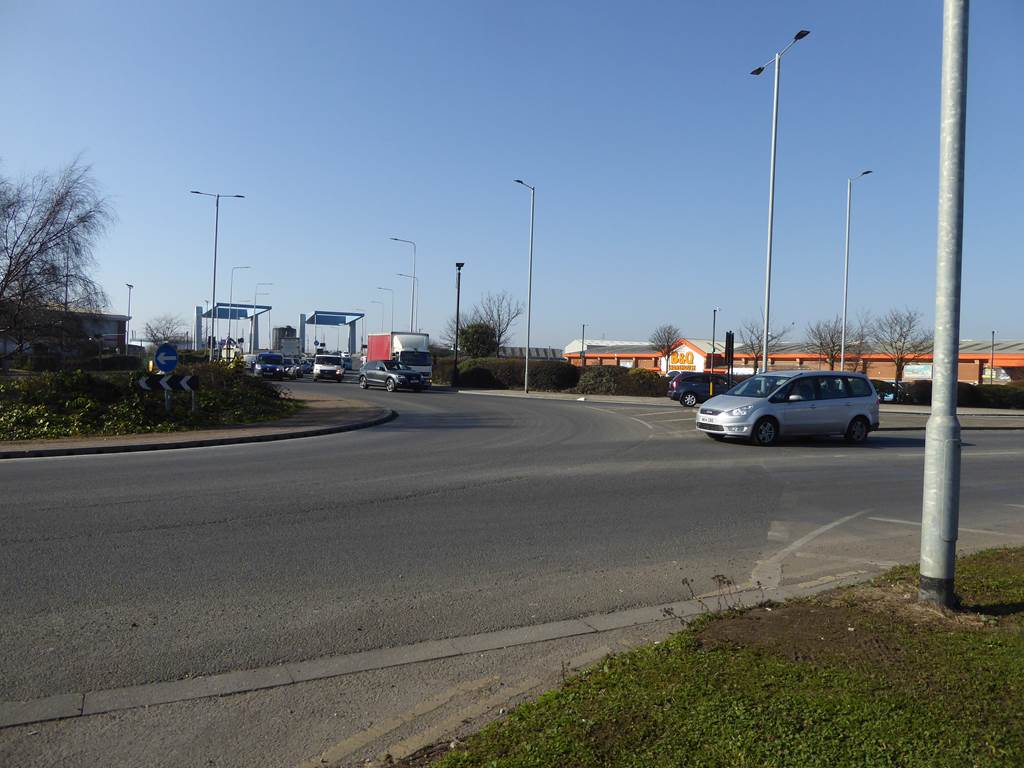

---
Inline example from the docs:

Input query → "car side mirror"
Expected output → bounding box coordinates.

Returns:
[788,394,804,402]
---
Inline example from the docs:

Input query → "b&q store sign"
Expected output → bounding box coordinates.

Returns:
[667,346,705,373]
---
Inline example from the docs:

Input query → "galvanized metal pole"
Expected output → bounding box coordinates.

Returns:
[524,185,535,393]
[209,195,220,362]
[920,0,969,608]
[710,307,718,396]
[760,52,781,375]
[990,330,995,384]
[840,178,853,371]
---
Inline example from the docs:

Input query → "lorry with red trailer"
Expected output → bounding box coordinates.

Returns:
[366,332,432,386]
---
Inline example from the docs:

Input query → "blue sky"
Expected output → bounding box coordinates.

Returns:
[2,1,1021,347]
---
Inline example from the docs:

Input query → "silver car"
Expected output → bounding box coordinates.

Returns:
[696,370,879,446]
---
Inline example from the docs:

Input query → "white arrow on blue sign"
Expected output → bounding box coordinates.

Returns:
[154,343,178,373]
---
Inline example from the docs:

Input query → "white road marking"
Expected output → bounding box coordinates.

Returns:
[868,516,1024,538]
[750,509,872,589]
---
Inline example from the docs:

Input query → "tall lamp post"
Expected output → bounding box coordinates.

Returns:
[839,170,873,370]
[397,274,419,330]
[371,300,385,332]
[376,286,395,334]
[228,265,251,352]
[919,0,969,609]
[710,306,721,394]
[990,330,996,384]
[453,262,465,386]
[581,324,587,368]
[191,190,245,360]
[389,237,417,331]
[750,30,810,373]
[251,282,272,354]
[514,179,536,392]
[124,284,134,354]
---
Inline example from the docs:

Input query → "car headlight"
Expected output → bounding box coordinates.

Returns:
[728,405,754,417]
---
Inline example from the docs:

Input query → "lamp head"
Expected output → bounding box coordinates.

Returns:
[750,66,765,76]
[794,30,810,41]
[456,262,465,269]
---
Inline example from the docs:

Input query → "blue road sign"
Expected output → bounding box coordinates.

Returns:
[154,343,178,373]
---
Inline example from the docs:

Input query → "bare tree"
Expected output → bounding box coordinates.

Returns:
[144,314,188,345]
[844,311,874,373]
[871,307,932,385]
[441,308,481,351]
[474,291,523,354]
[737,315,791,372]
[805,316,843,370]
[649,324,680,372]
[0,160,111,360]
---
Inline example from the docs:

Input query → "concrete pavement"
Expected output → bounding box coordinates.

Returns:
[2,380,1022,767]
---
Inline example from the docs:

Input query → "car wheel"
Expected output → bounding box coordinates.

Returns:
[845,416,870,444]
[385,378,396,392]
[359,376,369,389]
[681,392,698,408]
[751,417,779,446]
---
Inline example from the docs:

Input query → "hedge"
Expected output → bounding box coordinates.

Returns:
[576,366,665,397]
[449,357,580,391]
[900,379,1024,409]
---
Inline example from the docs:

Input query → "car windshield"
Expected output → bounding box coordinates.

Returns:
[727,374,796,398]
[382,360,411,371]
[316,356,341,366]
[258,354,283,365]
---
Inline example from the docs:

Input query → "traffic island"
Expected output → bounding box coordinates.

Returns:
[0,370,395,460]
[408,547,1024,768]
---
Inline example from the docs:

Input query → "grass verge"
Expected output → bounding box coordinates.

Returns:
[425,548,1024,767]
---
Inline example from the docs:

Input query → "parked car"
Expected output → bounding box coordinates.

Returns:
[299,358,314,375]
[282,357,303,379]
[253,352,285,379]
[668,372,732,407]
[313,354,345,382]
[358,360,425,392]
[696,371,879,446]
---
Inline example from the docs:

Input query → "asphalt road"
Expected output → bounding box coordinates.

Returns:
[3,381,1023,709]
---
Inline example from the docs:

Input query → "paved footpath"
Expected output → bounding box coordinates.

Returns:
[0,388,393,459]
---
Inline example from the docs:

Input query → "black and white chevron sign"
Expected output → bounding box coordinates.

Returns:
[136,375,200,392]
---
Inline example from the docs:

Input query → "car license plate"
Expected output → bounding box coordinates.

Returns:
[699,415,714,423]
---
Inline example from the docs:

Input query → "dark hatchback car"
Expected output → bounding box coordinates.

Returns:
[668,372,731,407]
[358,360,426,392]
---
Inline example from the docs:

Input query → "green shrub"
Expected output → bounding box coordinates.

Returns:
[433,357,455,386]
[528,361,579,391]
[81,355,143,371]
[456,362,502,389]
[577,365,630,394]
[620,367,665,396]
[0,365,299,440]
[976,383,1024,409]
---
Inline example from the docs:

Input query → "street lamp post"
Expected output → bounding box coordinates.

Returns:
[919,0,969,609]
[376,287,395,334]
[990,330,996,384]
[251,282,272,354]
[389,237,417,331]
[581,324,586,368]
[228,265,251,354]
[710,306,721,394]
[840,171,873,370]
[371,300,385,332]
[124,284,134,354]
[397,274,419,330]
[514,179,536,393]
[191,190,245,361]
[750,30,810,373]
[453,262,465,387]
